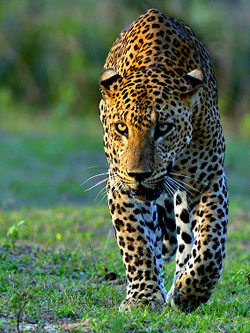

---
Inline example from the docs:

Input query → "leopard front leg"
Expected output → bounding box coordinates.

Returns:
[108,180,166,310]
[156,195,177,264]
[167,176,228,312]
[166,191,193,307]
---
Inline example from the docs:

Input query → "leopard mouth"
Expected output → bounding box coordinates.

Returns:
[129,161,174,201]
[131,184,163,201]
[118,161,174,201]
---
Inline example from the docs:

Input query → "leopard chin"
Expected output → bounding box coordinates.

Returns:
[131,184,163,202]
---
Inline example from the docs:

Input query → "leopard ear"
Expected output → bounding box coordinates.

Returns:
[99,69,122,99]
[178,68,204,94]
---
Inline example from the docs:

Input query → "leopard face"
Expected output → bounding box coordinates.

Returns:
[100,67,202,201]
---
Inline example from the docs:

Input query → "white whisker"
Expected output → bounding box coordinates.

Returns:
[175,178,202,195]
[165,179,177,196]
[169,173,202,195]
[84,177,108,192]
[165,178,192,212]
[95,185,107,202]
[81,172,109,185]
[163,180,174,197]
[168,177,196,199]
[170,172,212,191]
[97,190,108,206]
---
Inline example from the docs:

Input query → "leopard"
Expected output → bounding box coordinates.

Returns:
[99,8,228,312]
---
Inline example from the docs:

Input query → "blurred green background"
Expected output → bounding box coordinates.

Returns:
[0,3,249,329]
[0,0,249,209]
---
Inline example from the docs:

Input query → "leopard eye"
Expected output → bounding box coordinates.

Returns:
[154,123,174,140]
[158,124,169,132]
[115,123,128,136]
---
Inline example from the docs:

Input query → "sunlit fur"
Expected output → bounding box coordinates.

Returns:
[99,9,228,312]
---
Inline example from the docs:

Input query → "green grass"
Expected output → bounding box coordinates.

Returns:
[0,111,249,331]
[0,205,249,331]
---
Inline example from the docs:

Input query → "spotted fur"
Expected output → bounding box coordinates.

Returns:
[99,9,228,312]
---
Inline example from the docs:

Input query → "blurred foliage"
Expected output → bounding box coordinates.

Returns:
[0,0,249,121]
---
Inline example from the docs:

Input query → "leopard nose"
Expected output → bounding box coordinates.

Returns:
[127,171,152,182]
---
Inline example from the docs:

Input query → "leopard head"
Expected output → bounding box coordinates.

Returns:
[99,67,203,201]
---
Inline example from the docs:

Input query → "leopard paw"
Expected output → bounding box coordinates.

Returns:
[166,286,177,308]
[119,297,164,311]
